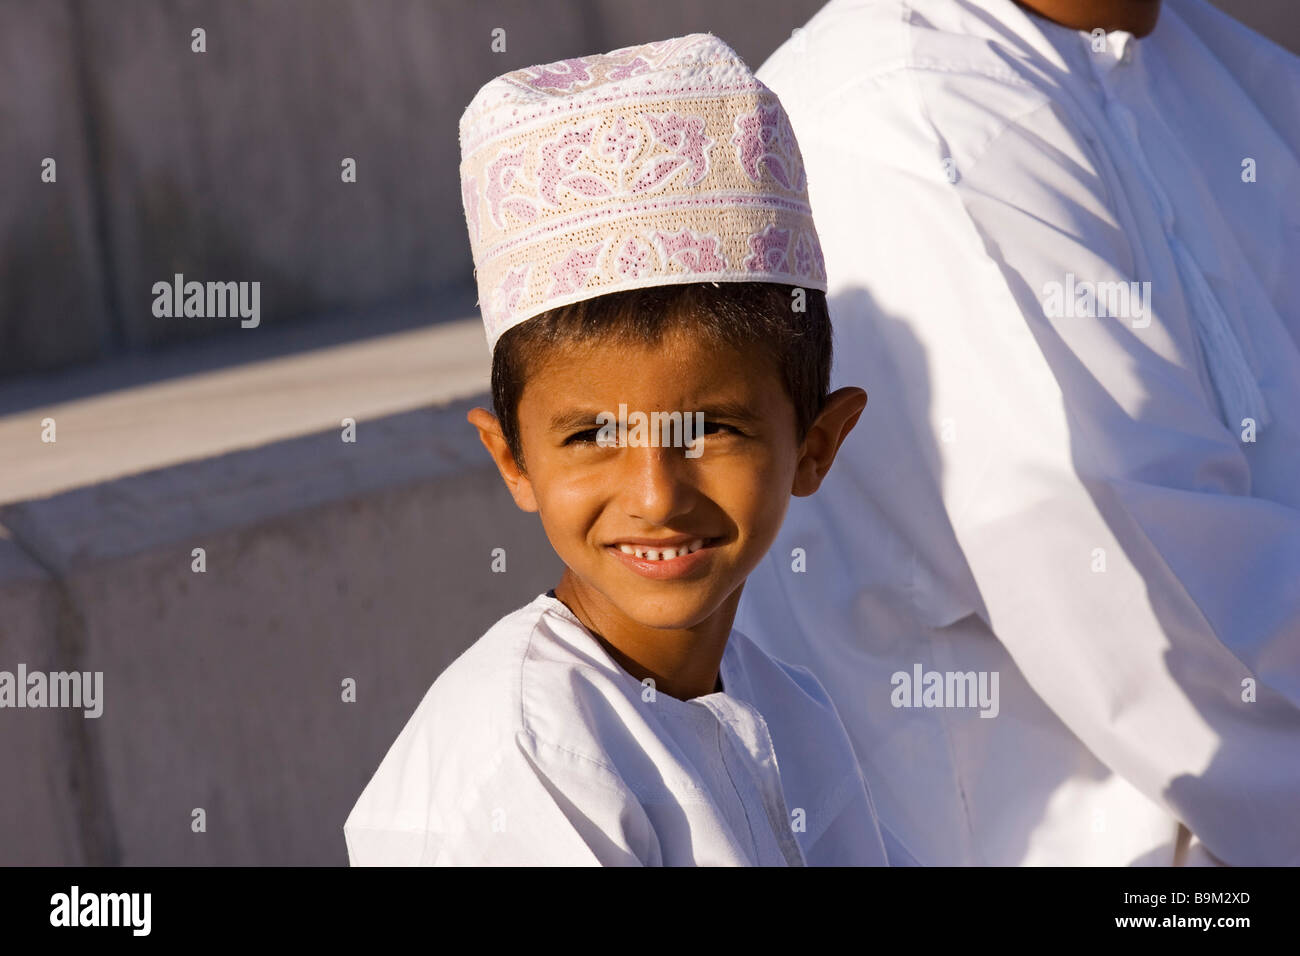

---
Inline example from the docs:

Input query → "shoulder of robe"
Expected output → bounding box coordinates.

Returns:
[347,596,663,861]
[406,595,664,790]
[726,629,839,721]
[760,0,1062,172]
[410,596,552,736]
[351,597,563,806]
[344,600,545,835]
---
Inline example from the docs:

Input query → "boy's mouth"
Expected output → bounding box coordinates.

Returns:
[608,536,711,560]
[604,535,721,578]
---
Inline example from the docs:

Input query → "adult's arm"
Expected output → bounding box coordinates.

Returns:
[787,69,1300,864]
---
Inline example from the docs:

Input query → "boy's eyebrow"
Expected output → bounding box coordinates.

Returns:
[547,401,761,432]
[696,400,763,424]
[548,409,609,432]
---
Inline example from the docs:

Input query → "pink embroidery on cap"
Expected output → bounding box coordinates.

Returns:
[811,235,826,280]
[744,224,791,272]
[793,232,815,279]
[632,112,713,192]
[615,236,655,278]
[485,148,537,228]
[732,103,806,192]
[653,228,727,272]
[607,56,654,81]
[485,264,532,340]
[538,123,615,207]
[496,265,530,314]
[599,116,643,167]
[550,241,608,295]
[523,57,594,92]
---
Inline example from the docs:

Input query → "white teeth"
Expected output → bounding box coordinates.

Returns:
[617,538,707,561]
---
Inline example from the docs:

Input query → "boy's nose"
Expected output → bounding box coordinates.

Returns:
[616,443,698,526]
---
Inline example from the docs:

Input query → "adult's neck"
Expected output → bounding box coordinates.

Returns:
[1015,0,1162,38]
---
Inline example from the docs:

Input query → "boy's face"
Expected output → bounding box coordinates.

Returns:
[474,324,853,634]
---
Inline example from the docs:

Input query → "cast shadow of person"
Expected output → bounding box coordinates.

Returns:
[736,284,1148,865]
[985,237,1299,866]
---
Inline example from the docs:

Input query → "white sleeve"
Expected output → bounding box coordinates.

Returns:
[799,85,1300,864]
[431,732,662,866]
[346,731,660,867]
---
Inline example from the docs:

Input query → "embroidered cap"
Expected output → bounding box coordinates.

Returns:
[458,32,827,354]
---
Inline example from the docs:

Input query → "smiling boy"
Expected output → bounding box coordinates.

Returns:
[343,33,887,866]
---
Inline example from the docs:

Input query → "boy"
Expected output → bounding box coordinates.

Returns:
[343,32,885,865]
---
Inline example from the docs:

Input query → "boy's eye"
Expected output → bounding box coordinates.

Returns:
[563,421,741,446]
[564,427,603,446]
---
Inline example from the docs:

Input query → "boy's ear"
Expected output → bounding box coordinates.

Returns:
[466,407,539,512]
[792,386,867,497]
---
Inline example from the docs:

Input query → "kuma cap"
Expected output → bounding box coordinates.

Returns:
[457,32,827,354]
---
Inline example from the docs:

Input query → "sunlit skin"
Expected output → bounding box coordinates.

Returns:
[1015,0,1161,37]
[467,325,866,702]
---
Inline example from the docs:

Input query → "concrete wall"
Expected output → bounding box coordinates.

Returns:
[0,395,565,864]
[0,0,110,374]
[0,534,86,864]
[0,0,830,379]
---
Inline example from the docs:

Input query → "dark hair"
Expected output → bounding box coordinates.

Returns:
[490,281,832,473]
